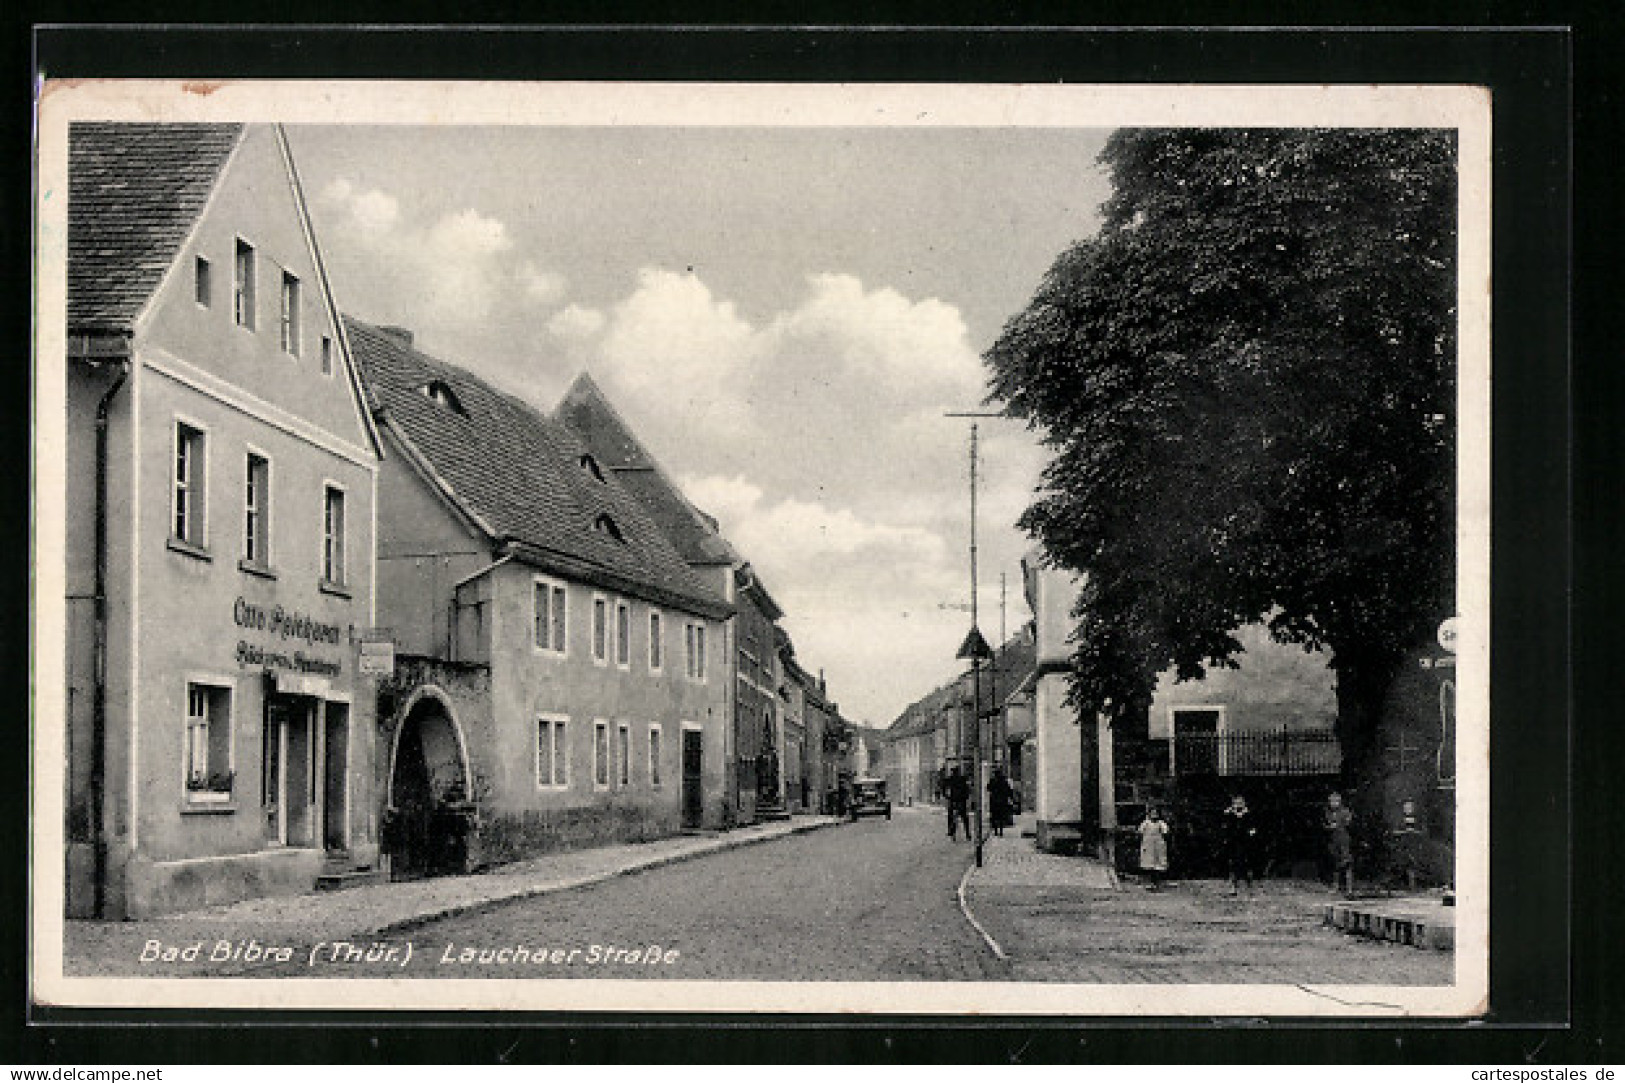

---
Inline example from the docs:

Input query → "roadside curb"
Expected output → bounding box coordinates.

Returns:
[377,817,843,936]
[956,862,1009,961]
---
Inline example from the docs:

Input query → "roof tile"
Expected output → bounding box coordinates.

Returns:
[347,318,729,619]
[68,123,243,333]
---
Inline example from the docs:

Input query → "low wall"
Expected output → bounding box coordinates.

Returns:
[124,847,324,918]
[474,801,682,869]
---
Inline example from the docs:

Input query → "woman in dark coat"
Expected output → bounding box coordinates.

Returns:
[987,768,1015,837]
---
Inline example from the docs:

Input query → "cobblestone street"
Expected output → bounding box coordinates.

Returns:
[63,806,1451,987]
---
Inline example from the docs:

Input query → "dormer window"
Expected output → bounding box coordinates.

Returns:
[593,513,624,543]
[418,380,465,415]
[579,453,606,482]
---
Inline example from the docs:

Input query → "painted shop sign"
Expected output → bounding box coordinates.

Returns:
[233,596,345,677]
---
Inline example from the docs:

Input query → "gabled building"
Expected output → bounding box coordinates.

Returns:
[556,374,793,825]
[64,123,383,917]
[347,322,733,874]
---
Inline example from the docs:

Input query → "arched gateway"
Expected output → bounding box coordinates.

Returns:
[385,688,472,879]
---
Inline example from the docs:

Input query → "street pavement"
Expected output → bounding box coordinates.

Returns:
[964,813,1454,985]
[63,805,1452,986]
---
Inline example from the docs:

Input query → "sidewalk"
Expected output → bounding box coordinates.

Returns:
[959,813,1453,986]
[64,815,843,977]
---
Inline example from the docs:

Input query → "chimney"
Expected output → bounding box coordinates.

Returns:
[379,325,414,347]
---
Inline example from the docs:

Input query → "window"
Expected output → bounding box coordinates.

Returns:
[280,271,301,355]
[173,422,206,547]
[320,335,334,377]
[648,610,663,671]
[536,717,567,788]
[322,485,346,586]
[648,725,663,787]
[593,722,609,789]
[233,239,256,330]
[580,454,605,482]
[686,622,707,682]
[533,578,567,653]
[615,600,631,668]
[419,380,466,414]
[592,596,608,664]
[617,724,631,788]
[195,256,212,307]
[243,453,270,565]
[184,683,232,801]
[593,513,625,542]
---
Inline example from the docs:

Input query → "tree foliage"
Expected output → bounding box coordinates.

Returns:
[985,128,1457,763]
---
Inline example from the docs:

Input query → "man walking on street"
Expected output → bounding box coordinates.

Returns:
[945,766,972,841]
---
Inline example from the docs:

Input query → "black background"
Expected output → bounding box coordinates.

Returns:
[9,15,1602,1065]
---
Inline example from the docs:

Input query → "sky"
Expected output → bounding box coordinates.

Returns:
[286,124,1113,726]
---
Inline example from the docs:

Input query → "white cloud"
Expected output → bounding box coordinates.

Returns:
[598,268,758,388]
[764,273,983,398]
[547,303,606,340]
[521,261,568,305]
[315,182,565,333]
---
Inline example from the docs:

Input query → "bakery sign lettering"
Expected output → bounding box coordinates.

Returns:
[233,596,345,677]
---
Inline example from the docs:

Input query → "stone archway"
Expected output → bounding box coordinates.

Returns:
[386,689,471,879]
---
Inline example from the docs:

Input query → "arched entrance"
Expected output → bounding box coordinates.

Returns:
[385,691,472,880]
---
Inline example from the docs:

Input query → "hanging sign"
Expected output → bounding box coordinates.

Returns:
[358,638,396,677]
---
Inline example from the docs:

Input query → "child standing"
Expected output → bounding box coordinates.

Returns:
[1325,791,1355,896]
[1138,806,1170,889]
[1220,794,1257,895]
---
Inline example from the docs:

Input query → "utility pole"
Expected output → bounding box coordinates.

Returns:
[947,410,1003,868]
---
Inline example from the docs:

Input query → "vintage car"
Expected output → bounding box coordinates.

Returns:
[848,777,892,820]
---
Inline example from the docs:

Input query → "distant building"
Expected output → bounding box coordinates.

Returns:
[348,321,733,874]
[64,123,383,917]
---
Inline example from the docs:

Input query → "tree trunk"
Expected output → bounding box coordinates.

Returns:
[1333,648,1405,816]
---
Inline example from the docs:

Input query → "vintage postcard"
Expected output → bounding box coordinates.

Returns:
[32,79,1490,1016]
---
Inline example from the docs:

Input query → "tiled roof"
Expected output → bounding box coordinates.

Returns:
[556,373,738,567]
[68,122,243,333]
[347,318,731,620]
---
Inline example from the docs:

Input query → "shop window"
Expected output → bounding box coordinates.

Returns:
[185,683,233,801]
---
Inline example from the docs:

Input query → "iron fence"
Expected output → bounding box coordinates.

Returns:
[1173,727,1341,777]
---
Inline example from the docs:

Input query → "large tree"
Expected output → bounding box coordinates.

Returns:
[985,128,1457,791]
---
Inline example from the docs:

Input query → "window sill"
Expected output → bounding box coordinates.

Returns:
[238,558,277,580]
[167,536,212,562]
[318,579,351,599]
[181,798,236,815]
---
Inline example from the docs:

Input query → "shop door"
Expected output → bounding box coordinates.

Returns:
[681,730,704,829]
[263,701,288,845]
[322,704,349,853]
